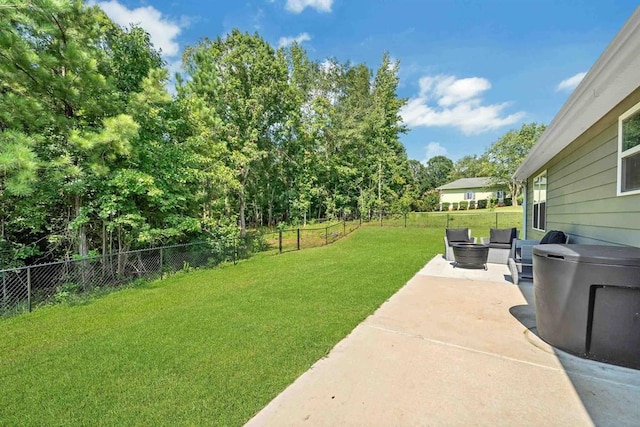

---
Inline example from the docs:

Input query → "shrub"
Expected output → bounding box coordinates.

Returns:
[451,202,459,210]
[477,199,487,209]
[441,202,450,211]
[459,201,468,210]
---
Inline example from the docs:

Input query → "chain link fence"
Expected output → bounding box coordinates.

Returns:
[0,236,258,318]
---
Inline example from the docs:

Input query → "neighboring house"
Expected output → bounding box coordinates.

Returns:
[436,177,506,210]
[513,8,640,245]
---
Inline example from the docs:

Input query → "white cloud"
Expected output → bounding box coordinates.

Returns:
[94,0,182,57]
[423,142,449,163]
[400,74,526,135]
[278,32,311,48]
[285,0,333,13]
[556,71,587,92]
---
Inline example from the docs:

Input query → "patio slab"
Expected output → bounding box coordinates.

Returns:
[246,256,640,426]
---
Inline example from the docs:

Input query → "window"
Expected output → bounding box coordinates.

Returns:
[464,191,475,200]
[618,101,640,195]
[532,171,547,231]
[496,190,505,202]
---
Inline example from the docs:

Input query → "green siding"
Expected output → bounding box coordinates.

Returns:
[524,91,640,245]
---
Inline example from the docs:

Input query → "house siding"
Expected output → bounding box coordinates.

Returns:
[525,89,640,245]
[440,189,497,204]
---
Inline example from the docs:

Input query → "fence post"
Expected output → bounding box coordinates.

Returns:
[278,230,283,253]
[325,227,328,245]
[27,266,31,313]
[297,228,300,251]
[496,212,498,228]
[233,239,237,265]
[159,247,164,280]
[404,213,407,228]
[380,212,383,227]
[2,272,6,310]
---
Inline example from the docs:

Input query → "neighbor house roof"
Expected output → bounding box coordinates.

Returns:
[436,177,495,190]
[513,7,640,181]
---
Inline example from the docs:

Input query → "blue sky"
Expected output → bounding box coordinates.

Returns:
[94,0,639,163]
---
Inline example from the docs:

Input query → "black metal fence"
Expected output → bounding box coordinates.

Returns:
[0,212,520,318]
[0,220,362,317]
[0,237,256,318]
[367,211,522,230]
[262,220,361,254]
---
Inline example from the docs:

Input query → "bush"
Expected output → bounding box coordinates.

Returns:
[459,201,468,210]
[441,202,450,211]
[477,199,487,209]
[451,202,459,210]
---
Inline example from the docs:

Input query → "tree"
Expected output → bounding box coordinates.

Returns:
[369,53,409,217]
[485,122,547,205]
[182,30,290,235]
[0,1,180,263]
[449,154,491,180]
[407,159,430,194]
[424,155,454,190]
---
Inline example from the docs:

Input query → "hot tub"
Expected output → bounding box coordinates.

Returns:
[533,244,640,369]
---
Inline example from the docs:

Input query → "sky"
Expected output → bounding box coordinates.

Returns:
[93,0,639,164]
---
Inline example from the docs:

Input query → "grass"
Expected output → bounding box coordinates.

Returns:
[261,220,361,253]
[367,207,523,241]
[0,227,442,426]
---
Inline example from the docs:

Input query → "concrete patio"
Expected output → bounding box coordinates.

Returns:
[246,256,640,426]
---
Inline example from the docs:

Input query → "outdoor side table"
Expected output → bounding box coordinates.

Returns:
[452,243,489,270]
[533,244,640,370]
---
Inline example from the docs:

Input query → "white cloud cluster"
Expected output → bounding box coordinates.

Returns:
[285,0,333,13]
[556,71,587,92]
[424,142,449,162]
[278,32,311,48]
[400,74,525,135]
[94,0,182,57]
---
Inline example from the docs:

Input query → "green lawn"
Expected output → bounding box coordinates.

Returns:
[0,227,441,426]
[368,207,523,241]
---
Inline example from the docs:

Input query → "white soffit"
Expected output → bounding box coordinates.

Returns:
[514,7,640,181]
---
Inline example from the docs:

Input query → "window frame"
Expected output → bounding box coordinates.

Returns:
[464,190,475,201]
[617,100,640,196]
[496,190,505,201]
[532,170,547,232]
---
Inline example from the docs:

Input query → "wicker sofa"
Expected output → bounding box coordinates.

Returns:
[443,228,477,261]
[480,228,519,264]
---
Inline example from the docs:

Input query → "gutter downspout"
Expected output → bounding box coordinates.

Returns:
[522,181,528,239]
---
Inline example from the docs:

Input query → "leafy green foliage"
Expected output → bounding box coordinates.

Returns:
[484,122,546,205]
[449,154,492,180]
[0,3,413,267]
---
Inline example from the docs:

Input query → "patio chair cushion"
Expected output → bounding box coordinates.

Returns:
[489,228,517,244]
[446,228,471,243]
[540,230,567,244]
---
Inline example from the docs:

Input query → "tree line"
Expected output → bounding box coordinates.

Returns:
[0,1,544,269]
